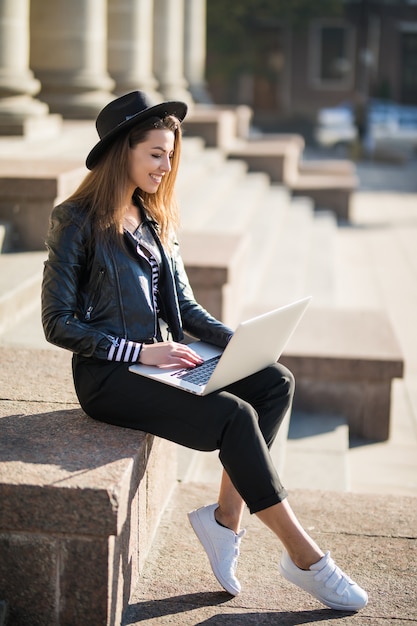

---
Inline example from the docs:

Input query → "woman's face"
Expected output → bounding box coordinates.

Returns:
[127,128,175,195]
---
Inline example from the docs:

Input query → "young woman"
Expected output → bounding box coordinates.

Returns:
[41,91,367,611]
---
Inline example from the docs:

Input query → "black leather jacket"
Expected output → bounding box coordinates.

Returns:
[41,202,233,360]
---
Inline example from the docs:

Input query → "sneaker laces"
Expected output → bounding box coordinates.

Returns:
[311,552,353,596]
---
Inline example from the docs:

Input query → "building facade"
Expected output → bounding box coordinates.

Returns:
[206,1,417,129]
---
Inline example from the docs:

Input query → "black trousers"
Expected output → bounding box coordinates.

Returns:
[72,355,294,514]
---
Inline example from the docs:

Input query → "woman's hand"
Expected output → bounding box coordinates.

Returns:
[139,342,204,368]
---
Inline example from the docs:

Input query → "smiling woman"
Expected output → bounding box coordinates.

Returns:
[41,90,368,612]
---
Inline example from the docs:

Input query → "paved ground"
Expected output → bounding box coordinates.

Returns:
[333,157,417,497]
[122,482,417,625]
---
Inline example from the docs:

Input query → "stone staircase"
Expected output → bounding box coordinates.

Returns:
[1,119,412,624]
[175,139,351,491]
[0,128,407,480]
[0,134,351,492]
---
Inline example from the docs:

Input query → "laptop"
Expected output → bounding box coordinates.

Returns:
[129,296,311,396]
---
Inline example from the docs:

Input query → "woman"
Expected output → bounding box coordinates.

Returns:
[42,91,367,611]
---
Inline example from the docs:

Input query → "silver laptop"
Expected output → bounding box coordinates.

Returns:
[129,296,311,396]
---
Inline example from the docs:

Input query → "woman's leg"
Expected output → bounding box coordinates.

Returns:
[216,470,245,533]
[73,356,367,609]
[256,500,323,569]
[184,363,367,610]
[188,362,295,595]
[216,363,294,533]
[73,357,288,512]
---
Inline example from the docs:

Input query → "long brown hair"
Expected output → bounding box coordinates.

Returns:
[65,115,182,249]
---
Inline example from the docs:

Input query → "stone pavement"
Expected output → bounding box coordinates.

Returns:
[122,482,417,625]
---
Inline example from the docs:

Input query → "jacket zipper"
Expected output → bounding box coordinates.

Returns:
[110,247,128,338]
[85,268,105,321]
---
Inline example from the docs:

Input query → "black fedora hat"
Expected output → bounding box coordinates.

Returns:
[86,91,188,170]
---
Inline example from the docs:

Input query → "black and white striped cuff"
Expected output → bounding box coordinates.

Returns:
[107,338,142,362]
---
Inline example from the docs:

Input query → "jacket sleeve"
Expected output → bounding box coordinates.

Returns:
[170,240,234,348]
[41,205,143,361]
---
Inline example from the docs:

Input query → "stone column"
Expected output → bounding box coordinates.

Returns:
[184,0,211,103]
[108,0,162,101]
[153,0,193,105]
[30,0,115,119]
[0,0,58,136]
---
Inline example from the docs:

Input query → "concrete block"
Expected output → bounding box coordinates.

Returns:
[180,230,249,328]
[0,251,46,335]
[298,159,356,177]
[281,308,404,441]
[227,136,303,185]
[183,107,238,151]
[0,160,85,250]
[0,347,178,625]
[290,172,358,221]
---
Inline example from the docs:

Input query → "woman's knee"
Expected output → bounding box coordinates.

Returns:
[265,362,295,399]
[220,398,259,441]
[282,364,295,398]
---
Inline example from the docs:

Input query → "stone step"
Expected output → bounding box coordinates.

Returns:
[243,196,316,315]
[334,226,382,309]
[282,411,350,491]
[0,294,51,350]
[281,307,404,442]
[0,251,46,335]
[177,145,226,198]
[243,198,339,317]
[198,171,271,233]
[244,184,292,304]
[227,134,304,185]
[179,159,249,228]
[304,209,337,307]
[290,171,357,221]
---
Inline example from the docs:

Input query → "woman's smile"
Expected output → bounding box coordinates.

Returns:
[127,128,174,194]
[149,173,164,184]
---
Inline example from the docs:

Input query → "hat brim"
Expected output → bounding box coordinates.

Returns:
[86,100,188,170]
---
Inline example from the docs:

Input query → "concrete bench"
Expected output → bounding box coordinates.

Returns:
[180,230,250,329]
[226,135,304,186]
[225,138,357,220]
[298,159,357,177]
[289,172,358,222]
[0,160,85,250]
[183,104,253,150]
[183,106,357,222]
[281,307,404,441]
[0,347,177,625]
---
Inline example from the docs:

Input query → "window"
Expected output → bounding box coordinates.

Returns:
[310,20,355,90]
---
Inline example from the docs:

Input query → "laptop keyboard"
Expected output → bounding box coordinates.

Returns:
[172,355,220,385]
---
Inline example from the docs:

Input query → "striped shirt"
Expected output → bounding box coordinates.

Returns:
[106,222,162,362]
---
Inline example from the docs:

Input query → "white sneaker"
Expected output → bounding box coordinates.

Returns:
[188,503,245,596]
[279,550,368,611]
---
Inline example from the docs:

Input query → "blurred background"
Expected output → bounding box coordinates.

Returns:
[205,0,417,162]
